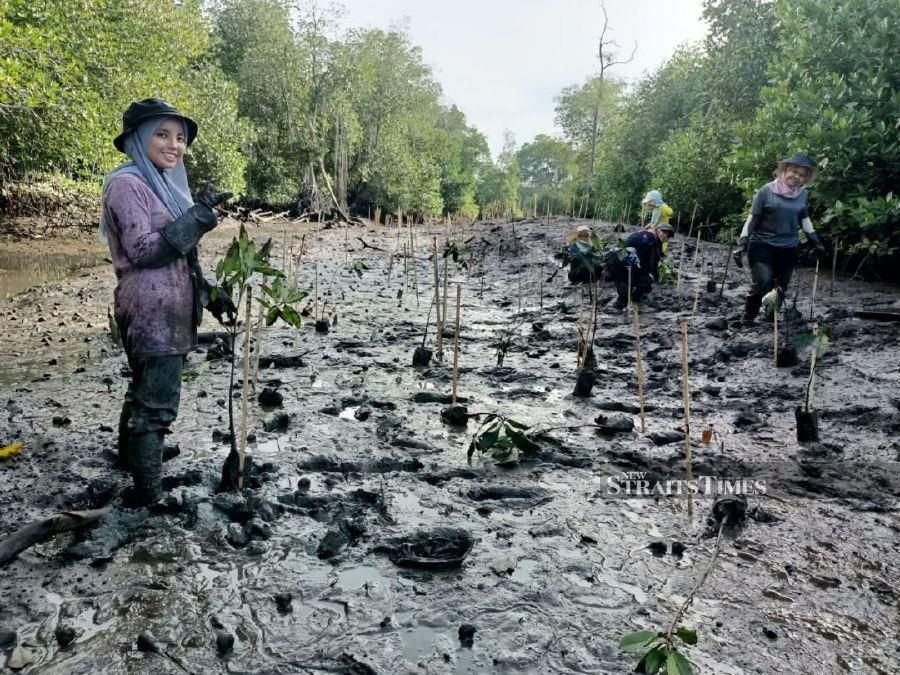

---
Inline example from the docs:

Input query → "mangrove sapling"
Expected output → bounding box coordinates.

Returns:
[466,414,541,466]
[795,323,830,442]
[680,321,694,518]
[413,297,436,366]
[212,225,305,493]
[809,259,820,321]
[619,521,726,675]
[442,284,468,426]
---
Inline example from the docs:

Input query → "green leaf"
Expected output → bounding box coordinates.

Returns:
[281,305,302,328]
[505,426,541,455]
[675,628,697,646]
[619,631,659,653]
[665,649,693,675]
[504,418,529,430]
[265,306,280,326]
[636,647,666,674]
[476,427,500,451]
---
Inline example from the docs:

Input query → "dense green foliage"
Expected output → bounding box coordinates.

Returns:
[522,0,898,262]
[1,0,896,258]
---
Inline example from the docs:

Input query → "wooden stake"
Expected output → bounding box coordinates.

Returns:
[314,263,319,321]
[441,251,449,359]
[238,288,253,490]
[830,239,839,296]
[576,289,585,368]
[773,306,779,366]
[451,284,462,405]
[809,259,820,321]
[251,301,265,393]
[718,236,734,299]
[680,321,694,518]
[627,266,632,311]
[431,238,442,338]
[805,323,820,412]
[691,281,700,320]
[633,303,646,433]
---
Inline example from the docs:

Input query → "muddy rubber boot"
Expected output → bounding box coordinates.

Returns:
[116,400,133,471]
[130,431,164,506]
[742,295,762,323]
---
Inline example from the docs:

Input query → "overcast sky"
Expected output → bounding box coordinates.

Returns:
[336,0,709,158]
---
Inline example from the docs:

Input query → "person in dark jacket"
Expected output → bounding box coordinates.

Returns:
[100,98,234,505]
[736,152,825,323]
[611,223,674,309]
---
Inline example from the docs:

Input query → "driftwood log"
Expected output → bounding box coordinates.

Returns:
[0,508,111,566]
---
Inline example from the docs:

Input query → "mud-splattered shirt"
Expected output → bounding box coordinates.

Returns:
[103,174,196,357]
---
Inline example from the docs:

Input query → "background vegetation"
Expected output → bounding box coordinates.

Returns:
[1,0,897,264]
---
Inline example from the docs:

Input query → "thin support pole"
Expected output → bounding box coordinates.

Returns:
[451,284,462,405]
[680,321,694,518]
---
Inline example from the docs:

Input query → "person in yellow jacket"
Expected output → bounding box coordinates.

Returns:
[642,190,673,252]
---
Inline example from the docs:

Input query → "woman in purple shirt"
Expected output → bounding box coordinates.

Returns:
[101,98,233,505]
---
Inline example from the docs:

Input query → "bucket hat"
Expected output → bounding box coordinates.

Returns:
[657,222,675,236]
[113,98,198,153]
[780,153,815,171]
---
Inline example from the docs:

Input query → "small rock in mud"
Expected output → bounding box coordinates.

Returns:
[137,630,160,653]
[262,411,290,432]
[648,430,684,446]
[596,400,656,414]
[7,646,34,670]
[459,624,477,648]
[316,518,366,559]
[671,541,687,557]
[595,414,634,436]
[354,405,373,421]
[647,540,667,557]
[258,387,283,407]
[705,317,728,331]
[762,626,778,640]
[215,629,235,655]
[734,410,764,429]
[226,523,250,548]
[412,392,467,404]
[52,415,71,426]
[55,625,81,648]
[491,556,517,575]
[709,494,747,528]
[274,593,293,614]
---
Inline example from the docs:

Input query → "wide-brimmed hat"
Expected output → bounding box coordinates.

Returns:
[657,223,675,236]
[779,153,815,172]
[113,98,198,153]
[642,190,664,206]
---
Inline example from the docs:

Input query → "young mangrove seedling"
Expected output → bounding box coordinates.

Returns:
[212,224,306,492]
[466,414,541,466]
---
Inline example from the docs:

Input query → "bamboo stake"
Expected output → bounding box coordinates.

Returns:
[691,281,700,320]
[830,240,839,296]
[718,234,734,299]
[238,289,253,490]
[314,263,319,321]
[680,321,694,518]
[773,306,779,366]
[451,284,462,405]
[627,266,632,311]
[633,303,646,433]
[441,251,449,358]
[251,302,265,393]
[692,227,702,268]
[432,238,442,348]
[809,259,820,321]
[805,323,820,412]
[517,274,522,312]
[412,230,419,307]
[576,289,586,369]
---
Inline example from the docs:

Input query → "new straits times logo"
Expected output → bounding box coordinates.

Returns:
[606,472,767,497]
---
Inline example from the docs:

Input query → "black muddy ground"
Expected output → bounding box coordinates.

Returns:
[0,217,898,674]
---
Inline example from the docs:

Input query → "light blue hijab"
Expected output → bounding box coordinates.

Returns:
[99,116,194,245]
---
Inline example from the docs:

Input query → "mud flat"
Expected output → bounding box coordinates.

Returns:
[0,217,897,673]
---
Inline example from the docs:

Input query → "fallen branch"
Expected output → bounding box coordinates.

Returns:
[0,507,111,566]
[356,236,387,252]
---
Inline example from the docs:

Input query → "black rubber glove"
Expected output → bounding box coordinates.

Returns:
[195,182,233,210]
[807,231,826,256]
[161,204,219,255]
[204,281,237,326]
[733,236,748,269]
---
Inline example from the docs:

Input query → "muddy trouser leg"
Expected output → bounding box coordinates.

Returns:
[772,246,799,306]
[632,273,653,302]
[610,263,629,307]
[116,386,134,470]
[743,242,774,321]
[128,355,183,504]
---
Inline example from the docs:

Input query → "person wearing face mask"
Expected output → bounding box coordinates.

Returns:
[100,98,235,505]
[735,153,826,324]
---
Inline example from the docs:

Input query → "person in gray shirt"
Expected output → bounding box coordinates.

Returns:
[735,153,825,323]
